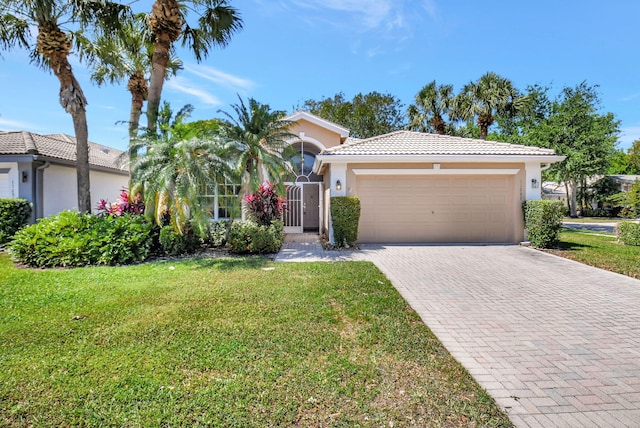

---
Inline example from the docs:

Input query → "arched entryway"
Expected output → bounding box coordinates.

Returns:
[284,140,323,233]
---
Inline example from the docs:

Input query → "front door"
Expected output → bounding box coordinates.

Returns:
[302,183,319,231]
[284,182,321,233]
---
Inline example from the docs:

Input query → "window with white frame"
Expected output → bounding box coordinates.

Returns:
[203,179,241,220]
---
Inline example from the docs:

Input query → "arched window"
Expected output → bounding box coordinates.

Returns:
[291,141,322,182]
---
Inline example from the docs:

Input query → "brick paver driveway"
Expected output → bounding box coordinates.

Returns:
[355,244,640,427]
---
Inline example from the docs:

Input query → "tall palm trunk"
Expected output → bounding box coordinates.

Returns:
[147,0,182,134]
[38,23,91,212]
[127,71,148,154]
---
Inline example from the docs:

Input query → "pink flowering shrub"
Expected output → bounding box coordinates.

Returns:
[96,189,145,217]
[245,182,285,226]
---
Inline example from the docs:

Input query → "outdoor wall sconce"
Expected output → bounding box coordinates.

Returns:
[21,171,28,183]
[335,179,342,191]
[531,178,539,189]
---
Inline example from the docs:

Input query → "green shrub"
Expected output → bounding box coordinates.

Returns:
[0,198,32,245]
[616,221,640,246]
[206,220,229,248]
[159,225,202,256]
[227,220,283,254]
[331,197,361,248]
[8,211,153,268]
[522,200,565,248]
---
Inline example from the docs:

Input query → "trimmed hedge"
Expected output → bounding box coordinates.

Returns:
[8,211,153,268]
[0,198,31,245]
[331,196,361,248]
[227,220,284,254]
[616,221,640,246]
[523,200,564,248]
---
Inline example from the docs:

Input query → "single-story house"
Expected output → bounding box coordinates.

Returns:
[608,175,640,192]
[283,112,565,244]
[0,131,129,222]
[542,181,567,203]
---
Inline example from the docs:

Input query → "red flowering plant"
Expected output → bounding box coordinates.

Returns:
[96,189,145,217]
[244,182,286,226]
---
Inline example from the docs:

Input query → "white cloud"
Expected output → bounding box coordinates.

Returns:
[0,117,38,130]
[619,126,640,149]
[288,0,398,31]
[621,92,640,102]
[185,65,256,93]
[422,0,438,20]
[165,78,222,106]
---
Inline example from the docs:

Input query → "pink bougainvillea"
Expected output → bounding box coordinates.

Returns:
[245,182,285,226]
[96,189,145,217]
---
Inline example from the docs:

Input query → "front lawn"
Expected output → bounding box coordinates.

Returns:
[548,229,640,279]
[0,253,512,427]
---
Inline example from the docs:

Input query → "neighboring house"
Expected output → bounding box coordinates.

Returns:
[608,175,640,192]
[0,131,129,222]
[542,181,567,203]
[283,112,564,244]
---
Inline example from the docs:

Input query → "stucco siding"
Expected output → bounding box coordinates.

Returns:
[290,119,343,149]
[0,162,18,199]
[42,164,128,216]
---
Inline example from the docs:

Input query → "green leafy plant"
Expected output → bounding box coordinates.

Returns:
[616,221,640,246]
[331,197,361,248]
[206,220,228,248]
[227,220,283,254]
[522,200,565,248]
[8,211,153,268]
[159,225,202,256]
[0,198,31,245]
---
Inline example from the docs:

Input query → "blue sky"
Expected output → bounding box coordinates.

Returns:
[1,0,639,152]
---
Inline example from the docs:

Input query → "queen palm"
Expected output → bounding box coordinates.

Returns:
[86,12,182,149]
[453,72,520,140]
[0,0,128,212]
[407,80,454,134]
[146,0,242,133]
[218,97,297,212]
[131,102,234,235]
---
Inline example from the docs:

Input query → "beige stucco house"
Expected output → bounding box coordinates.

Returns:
[283,111,565,244]
[0,131,129,221]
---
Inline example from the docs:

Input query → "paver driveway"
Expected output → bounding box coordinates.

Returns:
[277,238,640,427]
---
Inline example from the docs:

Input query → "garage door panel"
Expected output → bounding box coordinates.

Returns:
[357,175,514,243]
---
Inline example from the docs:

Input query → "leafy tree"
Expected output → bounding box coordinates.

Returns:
[131,102,234,236]
[407,80,455,134]
[0,0,128,212]
[608,150,634,175]
[85,12,182,148]
[627,139,640,174]
[453,72,521,140]
[609,181,640,218]
[300,91,406,139]
[219,96,296,204]
[146,0,242,133]
[524,82,619,217]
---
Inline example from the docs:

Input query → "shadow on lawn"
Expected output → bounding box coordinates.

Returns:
[189,255,270,271]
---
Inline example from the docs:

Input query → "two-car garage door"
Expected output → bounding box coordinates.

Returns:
[357,175,516,243]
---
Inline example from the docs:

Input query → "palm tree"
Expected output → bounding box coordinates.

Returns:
[131,102,234,235]
[453,72,520,140]
[0,0,128,212]
[407,80,455,134]
[146,0,243,133]
[218,96,296,214]
[85,12,182,149]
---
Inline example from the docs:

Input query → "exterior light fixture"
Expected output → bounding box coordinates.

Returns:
[336,179,342,191]
[21,171,28,183]
[531,178,539,189]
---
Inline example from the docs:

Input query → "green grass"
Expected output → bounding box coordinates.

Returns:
[548,229,640,279]
[562,217,619,223]
[0,253,512,427]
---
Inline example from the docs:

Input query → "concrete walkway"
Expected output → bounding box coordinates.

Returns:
[276,234,640,427]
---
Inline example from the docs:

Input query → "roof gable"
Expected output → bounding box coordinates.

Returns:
[286,111,350,138]
[323,130,558,156]
[0,131,127,171]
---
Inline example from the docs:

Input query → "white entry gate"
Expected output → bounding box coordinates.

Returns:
[284,183,321,234]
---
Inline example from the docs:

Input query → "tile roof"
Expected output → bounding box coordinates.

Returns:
[323,130,558,156]
[0,131,127,171]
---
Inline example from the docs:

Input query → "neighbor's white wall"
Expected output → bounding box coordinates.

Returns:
[0,162,19,198]
[42,164,128,217]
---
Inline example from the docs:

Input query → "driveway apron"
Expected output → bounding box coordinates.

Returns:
[277,237,640,427]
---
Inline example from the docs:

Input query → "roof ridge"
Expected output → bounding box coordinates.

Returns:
[22,131,39,154]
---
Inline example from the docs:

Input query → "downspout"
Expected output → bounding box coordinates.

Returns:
[35,160,51,219]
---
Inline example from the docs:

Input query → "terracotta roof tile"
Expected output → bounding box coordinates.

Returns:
[0,131,127,171]
[325,130,557,156]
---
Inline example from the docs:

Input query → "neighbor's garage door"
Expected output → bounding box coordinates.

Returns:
[357,175,515,243]
[0,173,9,199]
